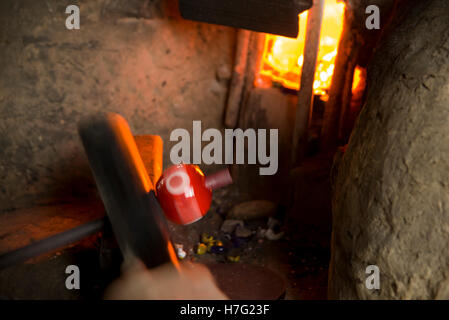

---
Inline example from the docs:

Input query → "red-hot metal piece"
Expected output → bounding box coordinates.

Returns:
[156,165,232,225]
[205,168,233,190]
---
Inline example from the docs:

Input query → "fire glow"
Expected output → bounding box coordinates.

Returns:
[256,0,345,100]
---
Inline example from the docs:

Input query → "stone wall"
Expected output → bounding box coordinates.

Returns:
[0,0,236,210]
[329,0,449,299]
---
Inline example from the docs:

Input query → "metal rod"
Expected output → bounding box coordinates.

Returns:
[0,218,105,270]
[291,0,325,166]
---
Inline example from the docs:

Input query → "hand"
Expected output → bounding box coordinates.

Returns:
[104,259,228,300]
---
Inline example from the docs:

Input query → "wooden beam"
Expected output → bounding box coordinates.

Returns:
[321,9,356,150]
[291,0,325,166]
[179,0,312,38]
[134,135,163,186]
[224,30,251,128]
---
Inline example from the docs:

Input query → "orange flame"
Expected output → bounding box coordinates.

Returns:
[255,0,345,100]
[167,242,181,272]
[351,65,366,95]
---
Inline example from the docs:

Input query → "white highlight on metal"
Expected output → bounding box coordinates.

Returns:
[166,171,190,196]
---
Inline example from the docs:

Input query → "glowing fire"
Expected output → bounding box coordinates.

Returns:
[351,65,366,95]
[255,0,345,99]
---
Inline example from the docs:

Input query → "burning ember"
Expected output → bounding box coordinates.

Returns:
[351,65,366,97]
[255,0,345,100]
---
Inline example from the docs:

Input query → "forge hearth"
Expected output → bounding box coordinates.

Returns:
[0,0,448,302]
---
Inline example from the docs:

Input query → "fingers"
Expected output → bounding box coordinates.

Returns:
[177,263,229,300]
[105,260,229,300]
[120,255,146,275]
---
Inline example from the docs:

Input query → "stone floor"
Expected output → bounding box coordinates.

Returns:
[0,154,332,300]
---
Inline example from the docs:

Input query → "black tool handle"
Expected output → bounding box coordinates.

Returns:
[78,113,175,269]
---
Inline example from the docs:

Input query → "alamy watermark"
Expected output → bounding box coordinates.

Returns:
[365,265,380,290]
[65,265,80,290]
[170,121,278,176]
[65,5,80,30]
[365,5,380,30]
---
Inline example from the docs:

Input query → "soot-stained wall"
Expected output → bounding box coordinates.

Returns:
[0,0,236,210]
